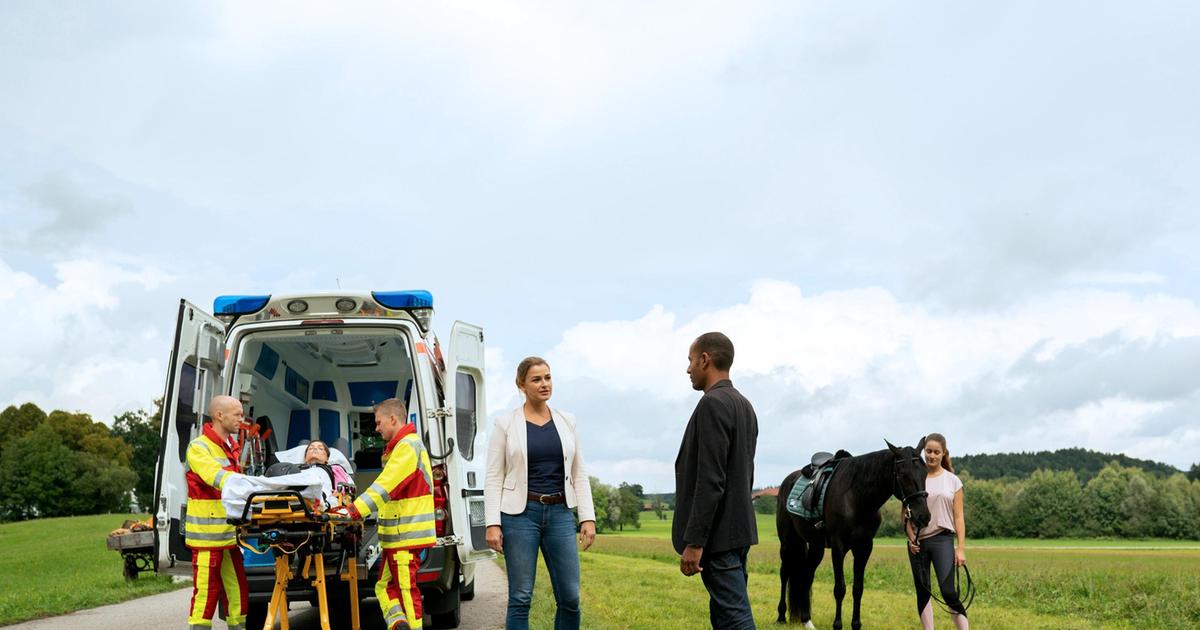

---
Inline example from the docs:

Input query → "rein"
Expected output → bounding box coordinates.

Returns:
[910,548,977,615]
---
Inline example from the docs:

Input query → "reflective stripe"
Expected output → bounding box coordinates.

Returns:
[213,469,228,489]
[185,515,230,526]
[405,438,433,487]
[359,492,380,515]
[379,513,435,527]
[190,625,213,629]
[186,531,236,541]
[385,604,406,622]
[200,440,231,467]
[379,528,437,544]
[368,483,391,504]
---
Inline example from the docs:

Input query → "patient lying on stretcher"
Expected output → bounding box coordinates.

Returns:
[266,441,355,488]
[221,441,356,519]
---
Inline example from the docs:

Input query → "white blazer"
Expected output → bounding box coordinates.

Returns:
[484,406,596,527]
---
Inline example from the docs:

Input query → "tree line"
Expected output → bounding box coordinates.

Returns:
[954,447,1191,483]
[0,402,162,522]
[6,399,1198,540]
[869,464,1200,539]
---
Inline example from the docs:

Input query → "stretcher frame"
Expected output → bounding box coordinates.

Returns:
[231,491,362,630]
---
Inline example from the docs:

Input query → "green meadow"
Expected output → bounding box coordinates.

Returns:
[514,512,1200,629]
[0,513,181,625]
[3,511,1197,629]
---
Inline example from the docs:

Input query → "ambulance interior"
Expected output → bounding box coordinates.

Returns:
[232,327,423,489]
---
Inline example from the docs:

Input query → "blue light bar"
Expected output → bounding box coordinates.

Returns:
[372,290,434,309]
[214,295,271,315]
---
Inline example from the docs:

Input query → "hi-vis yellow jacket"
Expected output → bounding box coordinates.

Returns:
[185,423,242,549]
[349,423,436,550]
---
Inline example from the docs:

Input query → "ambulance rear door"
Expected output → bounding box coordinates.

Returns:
[153,300,227,567]
[443,320,493,562]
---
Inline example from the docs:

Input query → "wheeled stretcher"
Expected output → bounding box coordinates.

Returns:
[230,491,362,630]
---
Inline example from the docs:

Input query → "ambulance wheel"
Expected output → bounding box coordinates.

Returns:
[245,601,268,630]
[427,579,462,629]
[324,581,358,630]
[460,576,475,602]
[429,605,461,629]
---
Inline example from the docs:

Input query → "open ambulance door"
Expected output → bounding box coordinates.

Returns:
[442,320,493,563]
[153,300,227,567]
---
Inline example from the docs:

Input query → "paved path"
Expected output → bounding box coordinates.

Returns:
[8,559,507,630]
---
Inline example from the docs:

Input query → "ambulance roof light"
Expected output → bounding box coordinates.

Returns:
[214,295,271,315]
[372,290,434,310]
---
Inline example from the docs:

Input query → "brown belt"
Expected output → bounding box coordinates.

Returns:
[528,492,565,505]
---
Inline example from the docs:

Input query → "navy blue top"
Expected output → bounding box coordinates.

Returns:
[526,419,566,495]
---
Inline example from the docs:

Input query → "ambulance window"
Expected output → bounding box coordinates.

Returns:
[455,372,477,461]
[175,362,199,462]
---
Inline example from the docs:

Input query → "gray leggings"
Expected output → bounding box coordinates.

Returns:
[909,531,967,616]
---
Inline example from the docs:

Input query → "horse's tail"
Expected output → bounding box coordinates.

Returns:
[776,471,804,624]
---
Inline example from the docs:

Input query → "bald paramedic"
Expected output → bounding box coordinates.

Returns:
[185,395,248,630]
[338,398,436,630]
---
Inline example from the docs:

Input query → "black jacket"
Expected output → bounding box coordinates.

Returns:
[672,379,759,554]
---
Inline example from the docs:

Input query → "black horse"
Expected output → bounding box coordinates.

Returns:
[775,438,932,629]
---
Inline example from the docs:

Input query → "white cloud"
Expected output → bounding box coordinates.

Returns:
[544,280,1200,489]
[1067,271,1168,286]
[0,256,175,420]
[211,1,771,132]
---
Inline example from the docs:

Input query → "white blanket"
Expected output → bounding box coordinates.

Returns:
[221,468,333,520]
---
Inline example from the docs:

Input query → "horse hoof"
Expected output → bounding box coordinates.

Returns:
[804,622,817,630]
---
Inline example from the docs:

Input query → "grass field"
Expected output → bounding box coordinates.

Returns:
[4,511,1198,629]
[513,512,1200,629]
[0,513,181,625]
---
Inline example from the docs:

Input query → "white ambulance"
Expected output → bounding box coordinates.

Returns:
[152,290,493,628]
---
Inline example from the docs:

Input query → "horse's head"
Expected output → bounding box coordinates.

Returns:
[886,436,930,530]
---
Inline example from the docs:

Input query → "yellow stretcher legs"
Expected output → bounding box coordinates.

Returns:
[265,555,293,630]
[235,493,363,630]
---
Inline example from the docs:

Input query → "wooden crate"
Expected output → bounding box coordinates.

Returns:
[106,530,155,551]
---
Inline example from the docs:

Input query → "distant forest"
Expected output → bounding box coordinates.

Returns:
[954,447,1189,483]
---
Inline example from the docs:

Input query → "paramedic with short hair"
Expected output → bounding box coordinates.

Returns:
[342,398,436,630]
[185,395,249,630]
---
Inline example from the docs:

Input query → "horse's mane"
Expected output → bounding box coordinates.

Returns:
[836,448,892,484]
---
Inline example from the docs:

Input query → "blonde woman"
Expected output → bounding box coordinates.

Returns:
[484,356,596,630]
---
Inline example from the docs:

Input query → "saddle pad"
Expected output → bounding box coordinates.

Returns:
[785,463,836,520]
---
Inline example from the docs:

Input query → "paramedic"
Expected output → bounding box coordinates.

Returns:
[340,398,436,630]
[185,395,248,630]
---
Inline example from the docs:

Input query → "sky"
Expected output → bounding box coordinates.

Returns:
[2,1,1198,491]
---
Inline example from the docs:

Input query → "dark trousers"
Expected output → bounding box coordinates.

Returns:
[908,531,967,616]
[699,547,756,630]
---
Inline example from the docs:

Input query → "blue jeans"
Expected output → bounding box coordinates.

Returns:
[699,547,756,630]
[501,500,581,630]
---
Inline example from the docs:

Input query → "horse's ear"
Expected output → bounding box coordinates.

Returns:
[885,439,900,456]
[917,435,927,452]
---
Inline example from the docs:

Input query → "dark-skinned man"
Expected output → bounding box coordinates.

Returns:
[673,332,760,630]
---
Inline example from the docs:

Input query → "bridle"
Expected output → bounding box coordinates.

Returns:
[893,452,928,522]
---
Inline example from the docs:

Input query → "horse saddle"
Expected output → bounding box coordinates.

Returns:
[785,450,851,521]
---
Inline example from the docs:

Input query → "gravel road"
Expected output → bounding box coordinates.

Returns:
[8,559,507,630]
